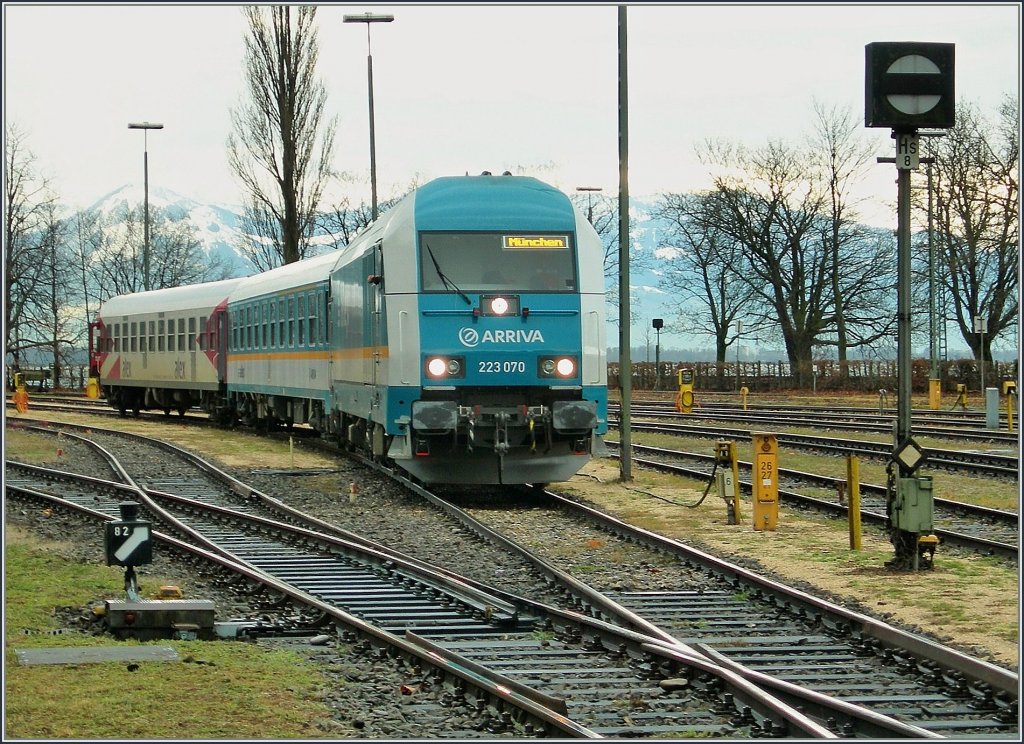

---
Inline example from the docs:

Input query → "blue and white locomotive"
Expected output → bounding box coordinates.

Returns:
[92,174,608,485]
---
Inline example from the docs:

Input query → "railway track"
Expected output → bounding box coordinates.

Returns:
[610,416,1019,480]
[5,425,833,738]
[604,440,1019,561]
[5,418,1018,737]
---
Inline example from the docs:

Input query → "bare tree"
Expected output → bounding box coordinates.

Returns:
[654,191,757,363]
[25,200,80,385]
[927,97,1019,363]
[228,5,336,268]
[92,205,229,298]
[4,124,56,372]
[808,100,885,368]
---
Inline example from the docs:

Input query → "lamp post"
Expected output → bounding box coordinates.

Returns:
[128,122,163,292]
[576,186,602,223]
[344,12,394,222]
[652,318,663,390]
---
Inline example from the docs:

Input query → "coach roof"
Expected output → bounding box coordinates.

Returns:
[98,277,246,317]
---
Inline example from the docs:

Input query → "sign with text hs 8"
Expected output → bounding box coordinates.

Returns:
[104,503,153,567]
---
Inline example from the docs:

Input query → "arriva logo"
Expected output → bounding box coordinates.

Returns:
[458,328,545,348]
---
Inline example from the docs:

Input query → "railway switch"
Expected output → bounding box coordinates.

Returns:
[750,433,778,531]
[714,440,742,525]
[675,368,695,414]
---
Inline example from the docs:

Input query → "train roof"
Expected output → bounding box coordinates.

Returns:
[227,249,343,303]
[98,277,245,317]
[414,175,576,232]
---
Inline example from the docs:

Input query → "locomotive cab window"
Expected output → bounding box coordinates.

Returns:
[420,232,577,293]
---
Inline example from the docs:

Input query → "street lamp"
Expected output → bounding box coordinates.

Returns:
[344,12,394,222]
[652,318,663,390]
[576,186,602,223]
[128,122,163,292]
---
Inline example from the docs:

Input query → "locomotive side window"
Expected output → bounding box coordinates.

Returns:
[420,232,576,293]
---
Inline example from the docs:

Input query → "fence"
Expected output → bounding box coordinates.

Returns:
[608,359,1019,393]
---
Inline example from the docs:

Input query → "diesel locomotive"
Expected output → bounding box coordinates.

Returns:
[90,174,608,485]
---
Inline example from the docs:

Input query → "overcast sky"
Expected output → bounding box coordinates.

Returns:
[4,2,1020,224]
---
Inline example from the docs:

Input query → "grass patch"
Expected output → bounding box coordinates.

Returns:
[4,533,338,739]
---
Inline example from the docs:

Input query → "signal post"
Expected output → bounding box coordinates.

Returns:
[865,41,954,569]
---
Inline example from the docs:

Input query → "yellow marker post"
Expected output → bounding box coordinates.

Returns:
[847,455,862,550]
[1003,381,1017,433]
[739,386,749,411]
[954,384,968,410]
[751,432,778,531]
[86,377,100,399]
[928,379,941,411]
[675,368,694,414]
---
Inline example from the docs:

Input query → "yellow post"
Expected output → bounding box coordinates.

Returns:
[739,386,749,411]
[86,377,100,399]
[847,455,862,550]
[751,432,778,531]
[955,383,967,410]
[1003,381,1016,433]
[928,379,941,410]
[675,368,694,413]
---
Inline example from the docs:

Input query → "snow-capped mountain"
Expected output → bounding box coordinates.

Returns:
[87,184,251,276]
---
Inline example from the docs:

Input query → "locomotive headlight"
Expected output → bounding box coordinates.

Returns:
[556,357,576,377]
[538,355,578,379]
[479,294,520,316]
[490,296,510,315]
[425,356,465,380]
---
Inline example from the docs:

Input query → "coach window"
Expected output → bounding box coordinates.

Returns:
[308,291,317,346]
[158,320,165,352]
[188,317,197,351]
[175,318,183,352]
[298,295,306,346]
[259,304,266,348]
[269,302,277,348]
[129,322,136,352]
[278,299,286,345]
[287,297,295,347]
[147,321,154,352]
[167,319,175,352]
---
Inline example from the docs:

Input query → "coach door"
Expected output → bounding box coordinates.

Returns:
[370,241,384,398]
[214,308,229,382]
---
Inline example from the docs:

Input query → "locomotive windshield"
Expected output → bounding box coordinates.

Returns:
[420,232,577,293]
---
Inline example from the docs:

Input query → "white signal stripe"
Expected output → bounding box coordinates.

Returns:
[114,526,150,562]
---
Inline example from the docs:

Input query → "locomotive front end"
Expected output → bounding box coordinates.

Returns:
[386,178,607,485]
